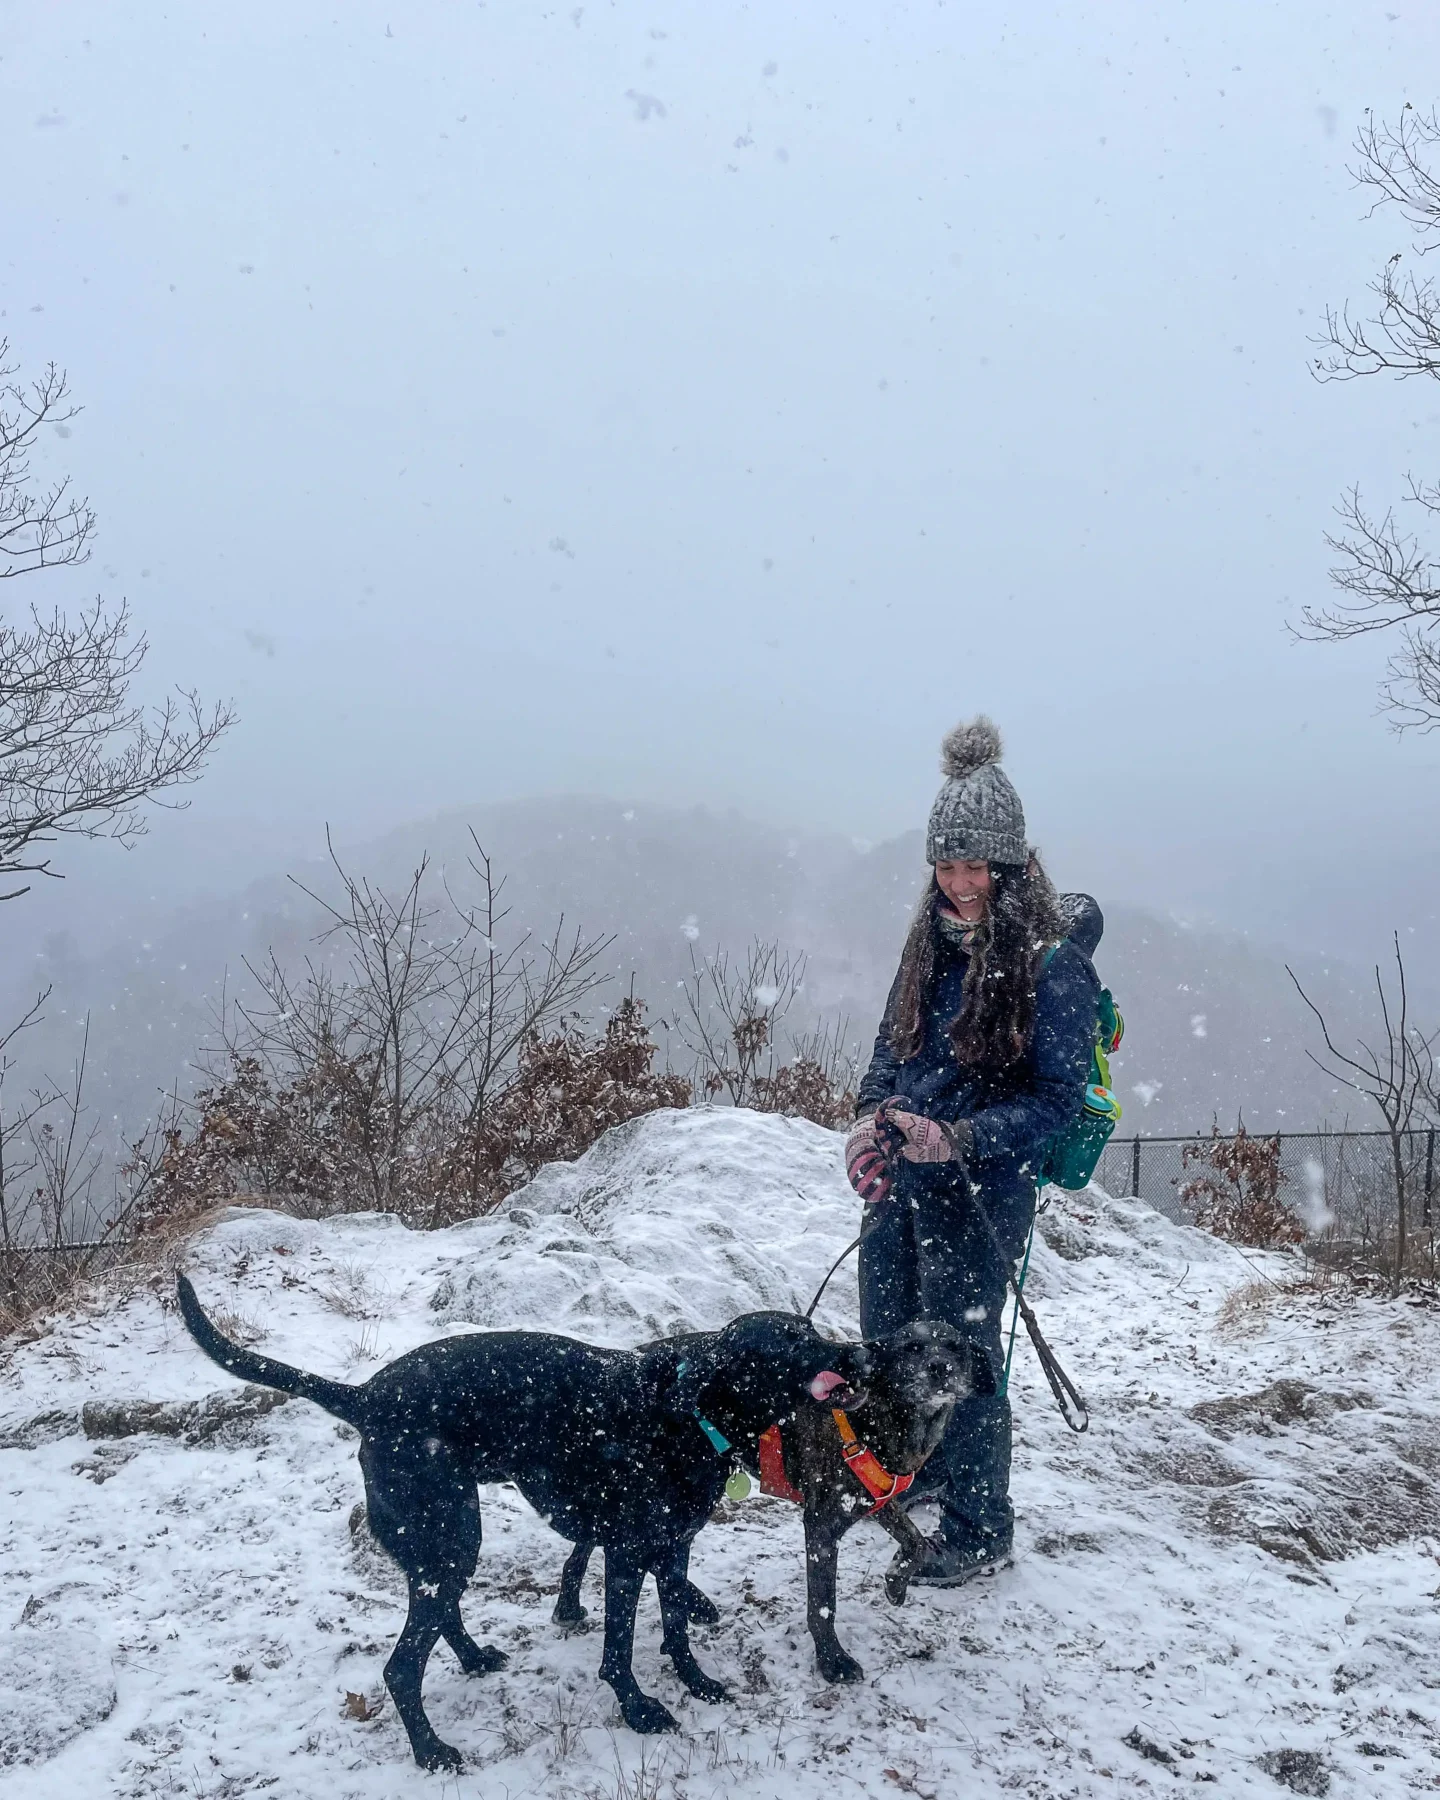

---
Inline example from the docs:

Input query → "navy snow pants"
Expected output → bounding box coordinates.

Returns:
[857,1160,1036,1553]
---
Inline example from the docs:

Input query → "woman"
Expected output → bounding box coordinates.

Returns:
[845,717,1098,1586]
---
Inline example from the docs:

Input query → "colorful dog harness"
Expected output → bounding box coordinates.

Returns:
[757,1411,914,1514]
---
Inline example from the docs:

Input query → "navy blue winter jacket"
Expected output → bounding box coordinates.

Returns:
[856,927,1099,1197]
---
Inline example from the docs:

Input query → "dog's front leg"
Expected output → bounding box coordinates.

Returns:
[554,1541,595,1632]
[599,1548,678,1734]
[656,1549,730,1705]
[682,1573,720,1624]
[876,1504,932,1606]
[803,1504,863,1683]
[668,1535,720,1624]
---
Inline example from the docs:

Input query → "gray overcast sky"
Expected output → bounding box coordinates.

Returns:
[2,1,1437,947]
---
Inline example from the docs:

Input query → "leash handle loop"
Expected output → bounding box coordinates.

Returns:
[1000,1214,1036,1398]
[1008,1268,1090,1433]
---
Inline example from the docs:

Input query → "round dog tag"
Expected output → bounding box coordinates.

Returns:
[725,1468,752,1502]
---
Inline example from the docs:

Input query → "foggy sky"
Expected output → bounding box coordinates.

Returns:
[3,0,1438,958]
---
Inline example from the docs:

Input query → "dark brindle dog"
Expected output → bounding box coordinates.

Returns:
[554,1320,974,1684]
[177,1275,871,1771]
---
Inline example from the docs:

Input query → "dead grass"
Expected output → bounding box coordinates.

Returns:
[207,1300,269,1347]
[316,1259,385,1320]
[342,1324,380,1370]
[0,1199,291,1350]
[1215,1279,1283,1341]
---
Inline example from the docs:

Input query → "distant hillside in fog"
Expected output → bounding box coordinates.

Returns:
[1,796,1431,1148]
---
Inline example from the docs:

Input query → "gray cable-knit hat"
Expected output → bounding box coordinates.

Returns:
[925,716,1027,865]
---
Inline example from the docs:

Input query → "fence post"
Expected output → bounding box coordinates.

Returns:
[1426,1128,1436,1230]
[1131,1135,1142,1199]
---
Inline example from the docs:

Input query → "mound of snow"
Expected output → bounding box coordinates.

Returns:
[433,1106,863,1337]
[2,1105,1438,1799]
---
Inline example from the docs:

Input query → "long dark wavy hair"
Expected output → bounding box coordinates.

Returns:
[886,854,1067,1071]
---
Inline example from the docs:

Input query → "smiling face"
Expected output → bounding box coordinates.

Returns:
[934,858,991,924]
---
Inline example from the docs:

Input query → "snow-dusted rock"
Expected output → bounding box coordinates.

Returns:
[0,1622,115,1768]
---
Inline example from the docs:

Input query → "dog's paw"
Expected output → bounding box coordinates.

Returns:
[817,1649,865,1685]
[884,1568,914,1607]
[678,1670,731,1704]
[620,1694,680,1735]
[455,1642,508,1677]
[415,1738,465,1773]
[684,1581,720,1625]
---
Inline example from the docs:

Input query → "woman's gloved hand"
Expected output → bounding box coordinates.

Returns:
[877,1104,975,1164]
[844,1114,892,1203]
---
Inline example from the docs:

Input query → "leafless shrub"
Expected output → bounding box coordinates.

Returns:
[674,939,857,1127]
[125,835,619,1232]
[121,835,698,1234]
[675,939,804,1106]
[1179,1121,1305,1249]
[0,1005,181,1338]
[1288,937,1438,1294]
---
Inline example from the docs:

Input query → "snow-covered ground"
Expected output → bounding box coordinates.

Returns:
[2,1106,1438,1798]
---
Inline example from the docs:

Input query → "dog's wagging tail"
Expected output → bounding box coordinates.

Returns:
[177,1273,361,1423]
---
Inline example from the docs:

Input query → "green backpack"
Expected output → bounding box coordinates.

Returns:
[1037,949,1124,1193]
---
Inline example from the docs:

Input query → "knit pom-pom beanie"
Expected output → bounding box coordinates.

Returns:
[925,715,1027,865]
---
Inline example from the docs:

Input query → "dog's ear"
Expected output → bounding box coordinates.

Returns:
[922,1321,977,1371]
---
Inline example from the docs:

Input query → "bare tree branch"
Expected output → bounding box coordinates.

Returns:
[673,938,812,1105]
[0,600,234,894]
[0,343,233,895]
[0,342,95,580]
[1304,106,1440,726]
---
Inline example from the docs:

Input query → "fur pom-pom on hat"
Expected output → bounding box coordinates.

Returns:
[939,715,1003,780]
[926,714,1027,866]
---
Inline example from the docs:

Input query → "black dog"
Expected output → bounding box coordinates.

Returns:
[177,1276,871,1771]
[554,1321,973,1684]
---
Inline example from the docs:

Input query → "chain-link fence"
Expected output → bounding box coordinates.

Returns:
[1095,1128,1438,1253]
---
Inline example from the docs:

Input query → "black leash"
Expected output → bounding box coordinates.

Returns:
[803,1206,883,1321]
[984,1216,1090,1434]
[807,1120,1090,1434]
